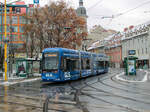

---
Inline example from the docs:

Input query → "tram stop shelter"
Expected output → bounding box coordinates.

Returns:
[16,58,40,77]
[124,56,138,75]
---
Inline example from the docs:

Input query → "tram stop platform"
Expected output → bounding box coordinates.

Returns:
[0,72,41,86]
[115,69,149,82]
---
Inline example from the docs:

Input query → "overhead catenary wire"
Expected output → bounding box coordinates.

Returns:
[89,0,150,20]
[107,0,150,25]
[88,0,150,27]
[118,0,150,16]
[87,0,103,11]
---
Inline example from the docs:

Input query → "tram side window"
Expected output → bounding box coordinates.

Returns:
[105,61,109,67]
[63,58,79,71]
[81,59,90,69]
[86,59,90,69]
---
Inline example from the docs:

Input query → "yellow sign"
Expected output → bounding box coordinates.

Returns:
[45,54,57,57]
[15,53,27,58]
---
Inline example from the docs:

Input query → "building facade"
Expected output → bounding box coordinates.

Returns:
[87,25,116,48]
[105,33,123,68]
[87,40,106,54]
[0,2,27,48]
[122,24,150,68]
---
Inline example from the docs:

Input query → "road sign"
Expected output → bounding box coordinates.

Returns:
[34,0,39,4]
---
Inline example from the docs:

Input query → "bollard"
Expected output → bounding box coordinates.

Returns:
[43,96,50,112]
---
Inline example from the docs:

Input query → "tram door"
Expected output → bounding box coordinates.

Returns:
[62,58,79,78]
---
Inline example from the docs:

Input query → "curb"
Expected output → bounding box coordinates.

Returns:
[0,77,41,86]
[115,70,148,83]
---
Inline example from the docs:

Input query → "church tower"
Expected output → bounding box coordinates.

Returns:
[76,0,87,19]
[76,0,88,50]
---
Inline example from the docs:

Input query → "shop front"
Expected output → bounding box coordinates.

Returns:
[137,59,149,69]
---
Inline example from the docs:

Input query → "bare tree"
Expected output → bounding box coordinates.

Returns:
[24,0,87,58]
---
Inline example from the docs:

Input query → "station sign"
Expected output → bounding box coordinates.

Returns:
[128,50,136,55]
[44,53,57,57]
[33,0,39,4]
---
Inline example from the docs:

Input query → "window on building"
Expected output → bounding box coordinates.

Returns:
[6,16,10,24]
[9,34,15,41]
[19,16,26,24]
[11,26,18,32]
[16,8,21,14]
[20,35,25,41]
[146,48,148,54]
[12,16,18,24]
[0,26,2,33]
[7,25,10,32]
[142,48,144,54]
[0,16,2,24]
[19,26,24,33]
[145,37,147,42]
[133,39,135,45]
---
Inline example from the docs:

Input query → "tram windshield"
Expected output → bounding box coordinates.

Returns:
[43,53,58,70]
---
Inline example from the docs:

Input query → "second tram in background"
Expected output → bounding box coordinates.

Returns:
[41,48,109,82]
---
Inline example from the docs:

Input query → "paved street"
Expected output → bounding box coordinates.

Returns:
[0,68,150,112]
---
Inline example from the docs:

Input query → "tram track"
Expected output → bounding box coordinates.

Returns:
[73,69,150,112]
[1,69,138,112]
[98,75,150,97]
[0,96,68,112]
[95,69,150,96]
[84,80,150,105]
[65,70,123,112]
[85,70,150,105]
[82,82,143,112]
[81,92,139,112]
[0,93,76,106]
[0,93,76,112]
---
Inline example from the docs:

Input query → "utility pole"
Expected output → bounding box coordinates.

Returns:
[4,0,8,81]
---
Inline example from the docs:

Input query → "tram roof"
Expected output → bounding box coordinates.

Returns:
[43,48,108,58]
[42,48,78,53]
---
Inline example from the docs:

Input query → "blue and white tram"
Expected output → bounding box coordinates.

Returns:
[41,48,109,82]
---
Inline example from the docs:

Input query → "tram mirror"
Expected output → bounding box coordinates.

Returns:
[39,60,42,73]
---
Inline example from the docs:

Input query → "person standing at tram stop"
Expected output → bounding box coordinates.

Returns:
[18,63,25,73]
[143,64,148,69]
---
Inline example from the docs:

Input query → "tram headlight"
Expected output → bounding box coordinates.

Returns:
[49,74,53,77]
[46,74,49,77]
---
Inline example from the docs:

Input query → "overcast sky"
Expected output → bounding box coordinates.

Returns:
[2,0,150,31]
